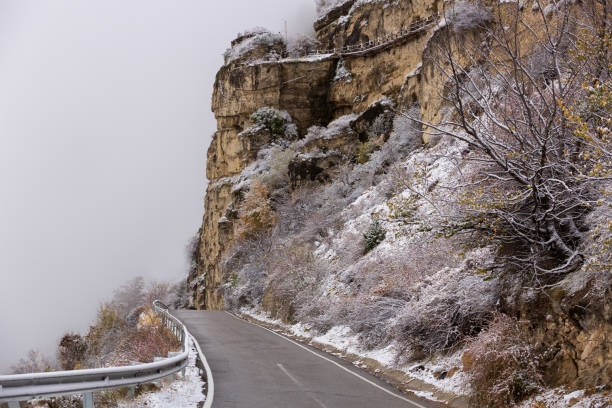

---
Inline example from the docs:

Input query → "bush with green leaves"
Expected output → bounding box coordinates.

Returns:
[251,107,297,138]
[363,219,386,253]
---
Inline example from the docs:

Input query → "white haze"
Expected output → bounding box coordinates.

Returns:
[0,0,316,373]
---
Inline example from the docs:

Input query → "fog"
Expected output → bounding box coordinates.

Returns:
[0,0,316,373]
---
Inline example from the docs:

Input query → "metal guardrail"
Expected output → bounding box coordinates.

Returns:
[0,301,191,408]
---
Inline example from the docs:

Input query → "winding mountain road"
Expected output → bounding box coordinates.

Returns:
[173,310,442,408]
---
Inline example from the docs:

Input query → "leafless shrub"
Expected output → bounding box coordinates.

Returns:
[295,295,347,333]
[365,247,429,300]
[395,294,488,355]
[142,281,173,307]
[274,181,349,243]
[258,147,296,190]
[11,350,56,374]
[264,242,330,321]
[112,276,145,320]
[186,229,201,280]
[170,279,193,309]
[333,228,364,268]
[288,34,320,57]
[345,296,407,349]
[445,1,492,33]
[113,325,180,366]
[83,303,127,368]
[466,313,541,407]
[222,233,273,310]
[392,249,500,356]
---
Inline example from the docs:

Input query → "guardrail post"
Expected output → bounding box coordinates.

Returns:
[83,392,94,408]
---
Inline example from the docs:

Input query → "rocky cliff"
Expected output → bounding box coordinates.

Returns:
[190,0,610,405]
[193,0,449,309]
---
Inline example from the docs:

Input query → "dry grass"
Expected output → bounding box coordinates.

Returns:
[466,313,541,407]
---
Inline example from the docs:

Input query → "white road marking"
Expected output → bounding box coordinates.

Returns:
[226,312,430,408]
[277,363,329,408]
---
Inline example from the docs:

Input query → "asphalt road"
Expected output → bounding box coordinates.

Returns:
[173,310,442,408]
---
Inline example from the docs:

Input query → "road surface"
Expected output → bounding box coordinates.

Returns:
[173,310,442,408]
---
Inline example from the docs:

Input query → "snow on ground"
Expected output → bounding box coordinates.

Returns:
[516,387,612,408]
[118,344,205,408]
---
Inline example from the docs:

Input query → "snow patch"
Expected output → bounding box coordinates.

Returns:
[333,59,353,83]
[118,345,205,408]
[516,387,611,408]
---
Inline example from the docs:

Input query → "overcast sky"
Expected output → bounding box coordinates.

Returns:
[0,0,316,373]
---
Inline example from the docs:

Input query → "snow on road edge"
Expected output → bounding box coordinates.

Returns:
[118,345,206,408]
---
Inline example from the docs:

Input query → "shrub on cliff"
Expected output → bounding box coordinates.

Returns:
[236,180,278,240]
[84,303,127,366]
[466,313,541,407]
[315,0,352,17]
[224,29,285,65]
[113,323,180,365]
[265,241,329,322]
[222,232,273,310]
[11,350,56,374]
[445,1,492,33]
[259,147,296,190]
[363,219,386,253]
[251,107,298,139]
[288,35,320,57]
[392,248,499,355]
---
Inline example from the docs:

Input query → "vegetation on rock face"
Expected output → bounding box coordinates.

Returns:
[445,1,492,33]
[236,180,278,240]
[465,313,541,407]
[288,34,320,58]
[10,350,55,374]
[363,219,386,253]
[258,147,296,190]
[356,141,379,164]
[224,29,286,65]
[251,107,298,139]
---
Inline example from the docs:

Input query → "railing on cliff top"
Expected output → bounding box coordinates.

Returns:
[228,13,440,72]
[311,13,439,57]
[0,301,210,408]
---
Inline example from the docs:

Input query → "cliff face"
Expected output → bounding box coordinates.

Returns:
[194,0,449,309]
[191,0,611,401]
[196,59,335,309]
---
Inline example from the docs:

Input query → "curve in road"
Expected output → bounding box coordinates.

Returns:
[173,310,443,408]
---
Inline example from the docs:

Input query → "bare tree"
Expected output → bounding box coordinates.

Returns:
[112,276,145,319]
[11,350,55,374]
[405,0,611,285]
